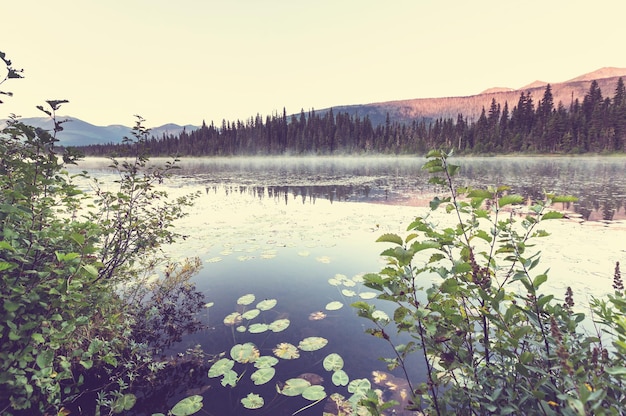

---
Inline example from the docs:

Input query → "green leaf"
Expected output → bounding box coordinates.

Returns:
[605,366,626,375]
[533,274,548,289]
[550,195,578,203]
[248,323,269,333]
[36,350,54,369]
[467,189,494,199]
[254,356,279,369]
[208,358,234,377]
[251,367,275,385]
[3,300,20,312]
[302,385,326,400]
[376,233,404,246]
[81,264,98,277]
[498,194,524,207]
[280,378,311,396]
[241,393,264,409]
[323,353,344,371]
[332,370,349,386]
[31,333,45,344]
[268,318,290,332]
[256,299,277,310]
[273,343,300,359]
[241,309,260,320]
[171,395,203,416]
[540,211,564,220]
[112,394,136,413]
[298,337,328,352]
[230,343,259,363]
[237,294,255,305]
[221,370,238,387]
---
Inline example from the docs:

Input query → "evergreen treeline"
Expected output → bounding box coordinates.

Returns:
[78,79,626,156]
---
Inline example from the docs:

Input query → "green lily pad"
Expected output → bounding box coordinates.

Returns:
[236,325,247,333]
[273,342,300,359]
[241,393,264,409]
[328,277,342,286]
[248,323,269,333]
[171,395,203,416]
[208,358,234,378]
[254,356,279,369]
[342,279,356,287]
[302,385,327,401]
[323,353,344,371]
[251,367,275,385]
[325,301,343,311]
[223,312,242,326]
[241,309,260,320]
[221,370,238,387]
[298,336,328,352]
[280,378,311,396]
[332,370,349,386]
[230,343,259,363]
[341,289,356,297]
[204,302,214,308]
[348,378,371,397]
[257,299,277,310]
[358,292,377,299]
[237,294,256,305]
[269,318,290,332]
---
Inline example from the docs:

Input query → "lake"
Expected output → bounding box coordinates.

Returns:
[70,155,626,415]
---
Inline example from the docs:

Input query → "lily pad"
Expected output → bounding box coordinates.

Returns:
[254,356,279,369]
[308,311,327,321]
[348,378,371,397]
[328,277,342,286]
[341,279,356,287]
[325,301,343,311]
[332,370,349,386]
[236,325,247,333]
[241,393,264,409]
[341,289,356,297]
[302,385,327,401]
[358,292,377,299]
[241,309,260,320]
[269,318,290,332]
[273,342,300,359]
[251,367,275,385]
[230,343,259,363]
[203,302,214,308]
[248,323,269,333]
[208,358,234,378]
[323,353,344,371]
[171,395,203,416]
[237,294,256,305]
[298,336,328,352]
[223,312,242,326]
[280,378,311,396]
[256,298,277,311]
[221,370,238,387]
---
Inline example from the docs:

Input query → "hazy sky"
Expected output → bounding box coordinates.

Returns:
[2,0,626,127]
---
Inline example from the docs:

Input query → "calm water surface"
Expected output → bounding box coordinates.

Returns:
[71,155,626,415]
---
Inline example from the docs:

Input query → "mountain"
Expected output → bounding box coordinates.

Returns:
[0,117,199,146]
[322,67,626,125]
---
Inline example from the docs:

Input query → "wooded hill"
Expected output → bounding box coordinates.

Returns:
[77,76,626,156]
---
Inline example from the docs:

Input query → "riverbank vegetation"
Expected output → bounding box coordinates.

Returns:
[76,80,626,157]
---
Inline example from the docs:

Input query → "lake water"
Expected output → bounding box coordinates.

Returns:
[70,155,626,415]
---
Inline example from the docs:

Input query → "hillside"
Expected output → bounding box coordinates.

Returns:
[324,67,626,125]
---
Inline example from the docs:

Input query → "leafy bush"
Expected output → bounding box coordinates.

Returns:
[355,150,626,415]
[0,52,203,415]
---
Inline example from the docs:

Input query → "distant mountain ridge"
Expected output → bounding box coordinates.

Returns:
[2,67,625,146]
[0,117,199,147]
[322,67,626,125]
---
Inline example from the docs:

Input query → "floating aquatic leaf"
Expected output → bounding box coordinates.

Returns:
[237,294,255,305]
[208,358,234,378]
[308,311,327,321]
[206,257,222,263]
[298,250,310,257]
[254,356,279,369]
[302,385,327,401]
[298,337,328,352]
[332,370,349,386]
[334,273,348,281]
[257,299,277,311]
[351,274,365,283]
[236,325,247,333]
[221,369,238,387]
[237,255,254,261]
[372,310,390,322]
[241,309,260,320]
[171,395,203,416]
[342,279,356,287]
[323,353,344,371]
[328,277,342,286]
[347,378,371,397]
[241,393,264,409]
[251,367,275,385]
[230,343,259,363]
[358,292,377,299]
[280,378,311,396]
[269,318,290,332]
[261,252,277,259]
[223,312,242,326]
[203,302,214,308]
[341,289,356,297]
[273,343,300,359]
[316,256,331,264]
[248,323,269,333]
[219,249,233,256]
[325,301,343,311]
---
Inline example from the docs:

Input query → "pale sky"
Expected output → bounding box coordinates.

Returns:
[2,0,626,127]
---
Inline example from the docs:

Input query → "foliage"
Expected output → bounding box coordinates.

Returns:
[354,149,626,415]
[0,51,204,415]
